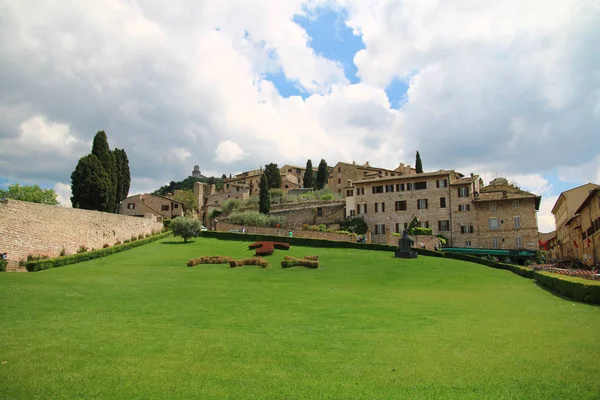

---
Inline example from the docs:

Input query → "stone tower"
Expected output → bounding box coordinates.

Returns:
[192,165,202,178]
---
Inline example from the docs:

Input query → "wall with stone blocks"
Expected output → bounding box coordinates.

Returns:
[215,222,355,242]
[0,199,164,267]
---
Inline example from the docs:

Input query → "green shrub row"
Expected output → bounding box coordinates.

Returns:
[26,231,172,272]
[203,231,397,252]
[227,210,285,228]
[0,259,7,272]
[533,271,600,304]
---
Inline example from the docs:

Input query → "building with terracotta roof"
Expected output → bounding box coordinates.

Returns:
[120,193,184,221]
[328,161,417,196]
[572,187,600,266]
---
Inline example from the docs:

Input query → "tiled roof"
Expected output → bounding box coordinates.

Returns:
[354,170,456,184]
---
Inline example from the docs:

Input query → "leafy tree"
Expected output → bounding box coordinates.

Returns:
[153,176,223,196]
[0,184,59,205]
[264,163,282,189]
[259,173,270,214]
[91,131,117,211]
[70,154,112,211]
[315,159,328,190]
[303,159,314,188]
[173,189,198,215]
[340,216,368,235]
[170,216,203,242]
[221,174,227,179]
[415,151,423,174]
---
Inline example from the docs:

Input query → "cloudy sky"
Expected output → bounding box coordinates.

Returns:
[0,0,598,232]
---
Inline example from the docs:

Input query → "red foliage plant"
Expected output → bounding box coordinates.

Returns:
[248,242,290,256]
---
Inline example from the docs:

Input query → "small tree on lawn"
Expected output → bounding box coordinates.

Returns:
[259,173,270,214]
[170,216,203,242]
[340,215,368,235]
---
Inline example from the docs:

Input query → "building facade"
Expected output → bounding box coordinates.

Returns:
[328,161,417,195]
[551,183,600,260]
[120,194,184,221]
[573,188,600,266]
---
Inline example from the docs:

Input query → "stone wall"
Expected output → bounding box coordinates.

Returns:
[269,200,346,228]
[0,199,163,267]
[215,222,355,242]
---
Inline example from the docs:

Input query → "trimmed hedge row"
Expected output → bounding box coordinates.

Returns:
[187,256,233,267]
[26,231,172,272]
[229,257,269,268]
[203,231,397,252]
[0,259,7,272]
[533,271,600,304]
[281,259,319,269]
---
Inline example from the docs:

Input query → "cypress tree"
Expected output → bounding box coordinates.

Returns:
[91,131,116,211]
[315,159,328,190]
[112,148,131,211]
[303,159,314,188]
[70,154,112,211]
[415,151,423,174]
[259,173,270,214]
[264,163,282,189]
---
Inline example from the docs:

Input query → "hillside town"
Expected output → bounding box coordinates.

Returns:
[115,161,596,268]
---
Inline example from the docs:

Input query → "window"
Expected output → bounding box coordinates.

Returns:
[458,187,469,197]
[357,187,365,195]
[438,220,450,231]
[375,224,385,234]
[297,169,301,174]
[288,169,292,172]
[174,204,179,209]
[395,223,401,233]
[492,238,500,249]
[395,200,407,211]
[346,190,354,197]
[490,202,497,211]
[406,182,415,191]
[338,178,341,184]
[338,167,341,172]
[436,179,448,188]
[417,199,428,210]
[415,181,427,190]
[440,197,446,208]
[461,225,474,234]
[349,209,356,217]
[514,216,521,228]
[512,200,520,208]
[404,223,409,230]
[375,203,378,213]
[420,221,430,229]
[236,187,240,192]
[372,185,384,194]
[465,241,472,247]
[385,184,394,193]
[488,218,500,230]
[317,207,323,217]
[458,204,470,211]
[396,183,405,192]
[161,205,169,211]
[515,237,523,248]
[127,203,135,209]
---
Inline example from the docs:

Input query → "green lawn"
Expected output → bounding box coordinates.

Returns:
[1,237,599,399]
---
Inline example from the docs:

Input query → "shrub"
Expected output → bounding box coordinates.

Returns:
[222,198,242,214]
[228,210,285,228]
[284,255,318,261]
[138,234,144,240]
[19,259,26,267]
[0,260,7,272]
[340,216,368,235]
[103,243,110,248]
[27,254,49,261]
[163,219,172,230]
[229,257,269,268]
[318,224,327,232]
[281,259,319,269]
[436,234,448,246]
[123,239,130,244]
[59,247,67,257]
[131,235,138,242]
[25,231,172,272]
[145,233,150,238]
[171,216,203,242]
[115,240,122,245]
[187,256,233,267]
[76,245,88,254]
[410,227,432,235]
[534,271,600,304]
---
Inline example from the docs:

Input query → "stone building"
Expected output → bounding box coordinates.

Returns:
[120,194,184,221]
[551,183,599,260]
[344,171,541,250]
[222,168,263,196]
[472,178,541,250]
[573,187,600,266]
[191,165,206,179]
[328,161,416,196]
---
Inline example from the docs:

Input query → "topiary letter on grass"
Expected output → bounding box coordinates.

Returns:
[171,216,203,242]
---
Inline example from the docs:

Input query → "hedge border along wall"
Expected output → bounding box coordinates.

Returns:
[203,231,600,304]
[26,231,172,272]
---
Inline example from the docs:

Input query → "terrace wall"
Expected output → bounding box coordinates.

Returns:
[215,222,355,242]
[0,199,163,269]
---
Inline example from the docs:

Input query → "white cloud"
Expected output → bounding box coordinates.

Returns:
[53,182,72,207]
[538,195,558,234]
[215,140,248,164]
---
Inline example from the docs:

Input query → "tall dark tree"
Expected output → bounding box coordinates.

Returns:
[264,163,282,189]
[221,174,227,179]
[259,173,270,214]
[112,148,131,211]
[415,151,423,174]
[71,154,112,211]
[91,131,117,211]
[315,159,328,190]
[303,159,314,188]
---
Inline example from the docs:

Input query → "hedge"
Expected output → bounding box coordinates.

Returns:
[26,231,172,272]
[533,271,600,304]
[203,231,397,252]
[0,259,7,272]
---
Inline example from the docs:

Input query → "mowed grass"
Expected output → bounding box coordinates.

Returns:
[1,237,599,399]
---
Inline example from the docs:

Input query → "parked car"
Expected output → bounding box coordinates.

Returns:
[201,225,208,232]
